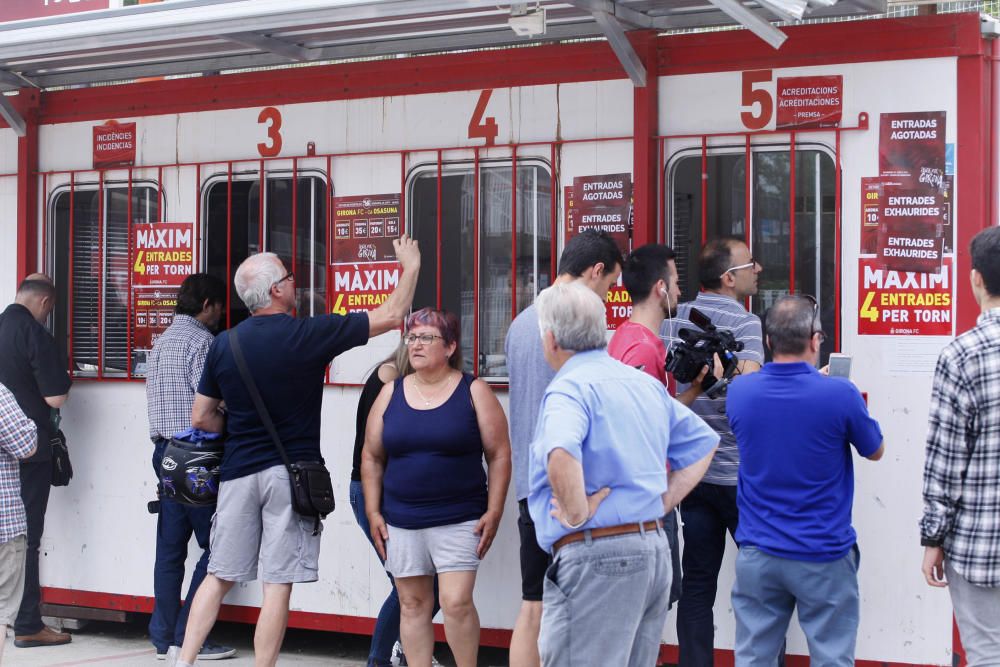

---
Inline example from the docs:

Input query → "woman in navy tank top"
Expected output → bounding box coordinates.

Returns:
[361,308,511,667]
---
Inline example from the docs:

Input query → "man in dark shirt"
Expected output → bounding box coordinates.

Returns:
[171,237,420,667]
[0,275,72,648]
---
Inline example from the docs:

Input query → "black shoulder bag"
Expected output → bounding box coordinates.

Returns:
[228,329,334,535]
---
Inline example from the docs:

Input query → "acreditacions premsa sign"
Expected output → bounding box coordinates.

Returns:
[0,0,109,23]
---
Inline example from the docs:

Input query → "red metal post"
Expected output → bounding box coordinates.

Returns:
[259,159,265,253]
[226,161,233,329]
[788,132,797,294]
[15,137,37,282]
[126,168,133,379]
[745,135,752,248]
[40,173,47,270]
[292,157,298,316]
[326,154,333,317]
[436,150,443,310]
[701,136,708,244]
[657,138,665,244]
[550,142,558,281]
[956,49,992,335]
[630,30,659,247]
[511,146,518,321]
[97,170,105,379]
[473,148,480,376]
[195,163,202,272]
[68,173,75,375]
[834,129,842,351]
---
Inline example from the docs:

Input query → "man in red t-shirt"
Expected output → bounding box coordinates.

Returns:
[609,244,710,406]
[608,243,715,611]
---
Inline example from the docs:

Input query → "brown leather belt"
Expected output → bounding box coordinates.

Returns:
[553,519,663,554]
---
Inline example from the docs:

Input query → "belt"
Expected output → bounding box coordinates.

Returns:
[553,519,663,554]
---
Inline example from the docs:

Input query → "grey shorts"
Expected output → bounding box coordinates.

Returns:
[0,535,26,626]
[385,520,481,578]
[208,464,322,584]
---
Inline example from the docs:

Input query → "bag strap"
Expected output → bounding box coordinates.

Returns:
[228,329,294,474]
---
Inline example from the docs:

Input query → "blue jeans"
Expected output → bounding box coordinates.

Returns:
[676,481,740,667]
[150,439,214,652]
[732,546,860,667]
[349,480,440,667]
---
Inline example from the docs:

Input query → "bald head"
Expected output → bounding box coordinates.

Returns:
[765,295,820,357]
[15,274,56,323]
[234,252,286,313]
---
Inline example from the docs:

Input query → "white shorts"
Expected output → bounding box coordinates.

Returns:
[385,520,480,578]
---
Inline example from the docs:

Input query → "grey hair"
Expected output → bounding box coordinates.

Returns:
[234,252,285,313]
[765,295,821,356]
[535,282,607,352]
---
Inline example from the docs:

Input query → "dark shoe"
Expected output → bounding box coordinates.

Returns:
[14,626,72,647]
[198,643,237,660]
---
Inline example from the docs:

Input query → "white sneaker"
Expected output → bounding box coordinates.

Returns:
[164,646,197,667]
[391,641,404,667]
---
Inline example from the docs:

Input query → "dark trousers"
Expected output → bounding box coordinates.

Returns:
[676,481,740,667]
[150,440,214,652]
[14,460,52,635]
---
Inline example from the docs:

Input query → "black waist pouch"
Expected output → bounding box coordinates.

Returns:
[289,460,335,518]
[50,430,73,487]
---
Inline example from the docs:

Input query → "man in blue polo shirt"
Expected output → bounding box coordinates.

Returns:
[528,282,718,667]
[726,295,884,666]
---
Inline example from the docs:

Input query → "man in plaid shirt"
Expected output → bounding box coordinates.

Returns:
[921,226,1000,665]
[0,382,38,664]
[146,273,234,661]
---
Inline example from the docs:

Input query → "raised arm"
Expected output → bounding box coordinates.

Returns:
[361,382,395,560]
[470,379,512,558]
[367,235,421,338]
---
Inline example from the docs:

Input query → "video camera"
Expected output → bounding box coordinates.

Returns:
[664,307,744,398]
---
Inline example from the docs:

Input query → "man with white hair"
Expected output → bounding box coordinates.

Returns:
[527,282,718,667]
[170,237,420,667]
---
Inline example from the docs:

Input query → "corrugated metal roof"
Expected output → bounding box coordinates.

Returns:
[0,0,886,93]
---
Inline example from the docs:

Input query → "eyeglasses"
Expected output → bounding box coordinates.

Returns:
[403,333,444,346]
[720,257,759,278]
[801,294,826,343]
[272,272,294,289]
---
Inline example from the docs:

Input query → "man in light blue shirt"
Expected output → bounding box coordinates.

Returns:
[528,282,718,667]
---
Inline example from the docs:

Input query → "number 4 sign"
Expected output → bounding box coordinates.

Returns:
[468,89,499,146]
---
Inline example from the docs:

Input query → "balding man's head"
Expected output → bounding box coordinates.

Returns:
[765,295,821,357]
[15,274,56,323]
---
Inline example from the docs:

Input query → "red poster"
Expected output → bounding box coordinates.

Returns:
[329,194,401,315]
[93,121,136,169]
[876,187,945,274]
[858,258,952,336]
[0,0,108,22]
[567,174,633,329]
[331,194,400,264]
[775,75,843,129]
[860,177,881,255]
[879,111,945,184]
[131,223,195,360]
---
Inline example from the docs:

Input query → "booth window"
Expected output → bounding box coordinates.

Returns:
[203,173,328,327]
[50,183,161,377]
[408,162,553,380]
[669,147,836,360]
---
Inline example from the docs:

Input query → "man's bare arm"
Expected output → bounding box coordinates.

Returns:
[191,393,225,433]
[367,236,420,338]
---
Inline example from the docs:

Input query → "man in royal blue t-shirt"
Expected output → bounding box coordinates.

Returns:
[170,238,420,667]
[726,295,884,666]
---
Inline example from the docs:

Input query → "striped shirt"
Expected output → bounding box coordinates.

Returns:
[0,382,37,543]
[146,315,215,442]
[659,293,765,485]
[921,307,1000,587]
